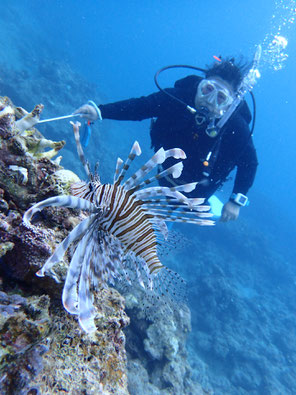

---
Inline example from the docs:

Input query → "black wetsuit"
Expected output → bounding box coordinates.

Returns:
[98,75,258,199]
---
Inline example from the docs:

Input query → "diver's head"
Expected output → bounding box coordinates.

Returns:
[195,76,234,119]
[195,58,250,119]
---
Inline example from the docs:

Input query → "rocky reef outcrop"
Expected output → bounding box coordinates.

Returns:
[0,96,129,394]
[122,286,205,395]
[0,95,78,283]
[29,288,129,395]
[0,292,50,394]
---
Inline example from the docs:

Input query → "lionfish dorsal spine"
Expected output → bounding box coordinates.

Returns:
[123,147,186,191]
[134,186,191,205]
[114,141,142,185]
[169,183,198,193]
[133,162,184,191]
[113,157,124,183]
[123,147,166,190]
[70,121,91,179]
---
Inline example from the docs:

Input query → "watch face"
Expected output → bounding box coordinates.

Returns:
[237,195,247,205]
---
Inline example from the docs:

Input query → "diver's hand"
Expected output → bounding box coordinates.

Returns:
[220,201,240,222]
[73,104,99,122]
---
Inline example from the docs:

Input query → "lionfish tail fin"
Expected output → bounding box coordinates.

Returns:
[156,229,191,258]
[151,266,187,304]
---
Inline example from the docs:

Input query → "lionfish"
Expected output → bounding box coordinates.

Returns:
[23,121,214,332]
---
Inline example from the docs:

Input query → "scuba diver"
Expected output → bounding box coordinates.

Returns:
[74,57,259,222]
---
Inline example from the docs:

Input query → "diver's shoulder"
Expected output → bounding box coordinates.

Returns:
[237,100,252,124]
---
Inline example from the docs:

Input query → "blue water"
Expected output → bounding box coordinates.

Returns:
[1,1,296,393]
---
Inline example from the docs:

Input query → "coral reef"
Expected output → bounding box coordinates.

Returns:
[0,96,15,139]
[15,103,44,134]
[0,96,79,282]
[30,288,129,395]
[0,96,129,394]
[122,285,205,395]
[0,291,51,395]
[0,287,129,395]
[0,96,67,207]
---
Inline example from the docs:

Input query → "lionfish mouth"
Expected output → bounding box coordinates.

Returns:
[23,121,214,332]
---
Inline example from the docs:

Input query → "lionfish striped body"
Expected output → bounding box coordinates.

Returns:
[23,121,214,332]
[72,182,162,274]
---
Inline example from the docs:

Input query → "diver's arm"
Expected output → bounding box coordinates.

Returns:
[74,89,179,122]
[232,137,258,196]
[98,89,179,121]
[99,75,199,121]
[220,124,258,223]
[220,155,256,221]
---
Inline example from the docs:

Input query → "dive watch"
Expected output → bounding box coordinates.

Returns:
[230,193,249,207]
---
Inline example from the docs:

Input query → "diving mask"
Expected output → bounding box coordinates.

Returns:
[196,78,234,118]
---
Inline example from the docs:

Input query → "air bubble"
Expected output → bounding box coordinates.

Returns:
[261,0,296,71]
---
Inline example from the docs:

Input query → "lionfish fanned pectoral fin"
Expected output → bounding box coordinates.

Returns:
[23,195,97,228]
[62,218,97,314]
[75,230,125,333]
[63,230,100,332]
[77,238,97,332]
[63,226,103,332]
[37,214,97,277]
[22,195,97,277]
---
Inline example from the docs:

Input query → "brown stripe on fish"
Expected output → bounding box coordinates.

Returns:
[125,228,155,251]
[106,196,142,231]
[114,214,151,237]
